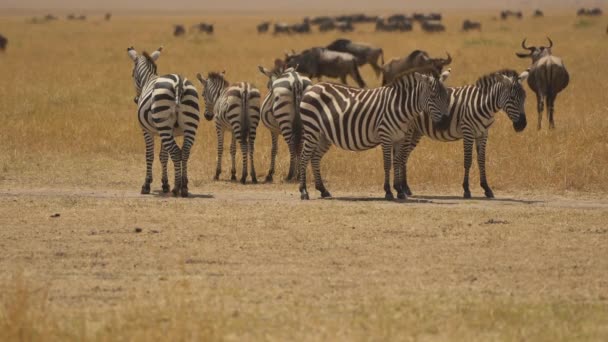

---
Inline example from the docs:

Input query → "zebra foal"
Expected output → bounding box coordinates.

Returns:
[127,46,200,197]
[398,69,528,198]
[297,69,452,200]
[197,71,261,184]
[258,62,312,182]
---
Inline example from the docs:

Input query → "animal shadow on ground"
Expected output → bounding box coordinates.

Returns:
[151,190,214,199]
[410,195,544,205]
[328,196,436,204]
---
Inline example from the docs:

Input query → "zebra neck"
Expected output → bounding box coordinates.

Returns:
[478,83,505,115]
[389,78,423,116]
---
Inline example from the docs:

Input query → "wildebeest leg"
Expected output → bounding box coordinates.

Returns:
[462,136,474,199]
[141,131,154,194]
[339,74,348,85]
[266,131,278,182]
[351,63,366,88]
[475,133,493,198]
[536,92,544,130]
[547,92,556,129]
[311,138,332,198]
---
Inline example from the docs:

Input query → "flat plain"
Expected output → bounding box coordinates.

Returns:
[0,10,607,341]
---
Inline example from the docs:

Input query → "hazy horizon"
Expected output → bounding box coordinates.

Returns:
[1,0,606,12]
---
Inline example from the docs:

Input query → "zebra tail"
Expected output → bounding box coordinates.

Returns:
[291,82,303,155]
[241,87,250,146]
[175,76,184,108]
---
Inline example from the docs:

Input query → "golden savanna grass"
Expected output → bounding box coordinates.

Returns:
[0,11,608,341]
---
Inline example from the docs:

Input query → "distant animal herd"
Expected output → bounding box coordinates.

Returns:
[1,9,601,199]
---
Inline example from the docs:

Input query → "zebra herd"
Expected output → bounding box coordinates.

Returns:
[126,42,538,201]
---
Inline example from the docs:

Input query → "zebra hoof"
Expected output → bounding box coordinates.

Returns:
[385,192,395,201]
[162,183,170,193]
[251,177,258,184]
[405,186,412,196]
[301,192,310,200]
[240,177,247,184]
[141,185,151,195]
[181,188,189,198]
[231,175,237,181]
[265,175,273,183]
[463,192,472,199]
[172,188,180,197]
[321,190,331,198]
[485,190,494,199]
[397,192,407,200]
[214,175,220,181]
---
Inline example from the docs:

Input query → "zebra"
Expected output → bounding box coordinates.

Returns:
[258,63,313,182]
[297,69,452,200]
[127,46,200,197]
[196,71,261,184]
[398,69,529,199]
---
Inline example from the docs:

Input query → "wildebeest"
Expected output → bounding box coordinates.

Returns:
[578,8,603,16]
[533,9,544,17]
[192,23,214,34]
[67,14,76,20]
[326,39,384,77]
[0,34,7,52]
[501,10,523,19]
[273,23,291,34]
[44,14,58,21]
[311,16,333,25]
[381,50,452,85]
[376,17,412,32]
[421,20,446,32]
[173,25,186,37]
[335,20,354,32]
[291,19,311,33]
[284,48,366,88]
[516,37,569,130]
[413,13,442,21]
[77,15,86,21]
[462,19,481,31]
[105,13,112,21]
[257,21,270,33]
[319,20,336,32]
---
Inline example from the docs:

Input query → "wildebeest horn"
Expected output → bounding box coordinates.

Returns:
[521,38,534,51]
[444,52,452,65]
[546,36,553,48]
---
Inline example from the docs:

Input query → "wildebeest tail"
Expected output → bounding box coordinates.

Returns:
[241,87,250,146]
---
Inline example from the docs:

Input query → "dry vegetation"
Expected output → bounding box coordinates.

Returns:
[0,10,607,341]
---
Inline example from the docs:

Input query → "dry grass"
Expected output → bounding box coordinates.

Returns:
[0,10,608,341]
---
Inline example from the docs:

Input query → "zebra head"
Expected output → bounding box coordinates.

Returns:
[127,46,162,100]
[516,37,553,63]
[498,70,529,132]
[196,71,228,121]
[414,71,451,129]
[258,59,290,90]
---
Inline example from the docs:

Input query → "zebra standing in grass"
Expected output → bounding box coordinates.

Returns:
[127,46,200,197]
[297,69,452,200]
[258,63,313,182]
[196,71,261,184]
[398,69,529,199]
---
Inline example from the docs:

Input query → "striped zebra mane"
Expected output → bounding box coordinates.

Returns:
[386,65,440,86]
[475,69,519,88]
[207,72,230,88]
[141,51,157,73]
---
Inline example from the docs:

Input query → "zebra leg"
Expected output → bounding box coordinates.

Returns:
[159,145,170,193]
[547,93,556,129]
[160,133,183,197]
[299,137,319,200]
[462,137,474,199]
[180,136,194,197]
[286,141,298,181]
[392,141,406,200]
[536,93,544,130]
[402,131,422,196]
[141,131,154,194]
[230,135,238,181]
[239,136,248,184]
[248,135,258,184]
[476,134,493,198]
[311,139,331,198]
[265,132,278,182]
[381,142,394,200]
[214,128,224,181]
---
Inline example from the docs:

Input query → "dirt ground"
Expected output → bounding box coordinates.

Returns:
[1,183,607,340]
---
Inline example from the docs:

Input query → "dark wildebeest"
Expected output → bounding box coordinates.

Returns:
[105,13,112,21]
[192,23,213,34]
[274,23,291,34]
[257,21,270,33]
[77,15,86,21]
[311,16,333,25]
[0,34,7,52]
[533,9,544,17]
[381,50,451,85]
[421,20,445,32]
[174,25,186,37]
[285,48,366,88]
[516,37,569,130]
[319,20,336,32]
[335,20,354,32]
[67,14,76,20]
[44,14,58,21]
[326,39,384,77]
[291,19,311,33]
[579,8,603,16]
[462,19,481,31]
[501,10,523,20]
[376,18,412,32]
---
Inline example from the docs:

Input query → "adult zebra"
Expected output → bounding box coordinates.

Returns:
[196,71,261,184]
[127,46,200,197]
[398,69,528,199]
[298,69,452,200]
[258,63,312,182]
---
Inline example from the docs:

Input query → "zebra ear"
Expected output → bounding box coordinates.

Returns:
[196,73,206,84]
[518,70,529,83]
[127,47,137,61]
[150,46,163,61]
[221,70,226,76]
[258,65,273,78]
[440,68,451,83]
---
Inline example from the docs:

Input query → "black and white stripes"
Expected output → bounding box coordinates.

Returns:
[399,69,528,198]
[127,46,200,197]
[297,70,451,200]
[197,72,261,184]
